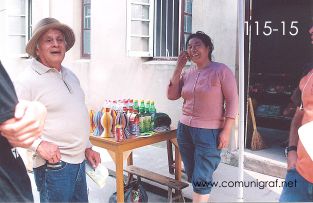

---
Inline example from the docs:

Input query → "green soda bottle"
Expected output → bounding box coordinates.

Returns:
[139,100,145,133]
[149,101,156,130]
[144,100,151,131]
[133,100,139,112]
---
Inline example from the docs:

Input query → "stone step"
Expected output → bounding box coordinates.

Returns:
[221,150,287,179]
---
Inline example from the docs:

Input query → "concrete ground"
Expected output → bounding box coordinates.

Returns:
[27,143,285,202]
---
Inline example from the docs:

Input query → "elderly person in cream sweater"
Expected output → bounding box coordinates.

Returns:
[15,18,100,202]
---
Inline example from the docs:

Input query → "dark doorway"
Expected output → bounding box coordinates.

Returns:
[245,0,313,149]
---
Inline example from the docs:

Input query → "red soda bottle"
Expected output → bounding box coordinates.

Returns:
[115,124,123,142]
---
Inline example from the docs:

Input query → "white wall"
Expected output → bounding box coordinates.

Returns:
[193,0,238,72]
[1,0,239,143]
[88,0,183,124]
[88,0,238,136]
[48,0,82,61]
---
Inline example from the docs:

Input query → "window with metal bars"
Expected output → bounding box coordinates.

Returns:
[82,0,91,58]
[127,0,192,58]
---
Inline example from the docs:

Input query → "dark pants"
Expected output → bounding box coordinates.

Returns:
[177,122,221,194]
[33,160,88,202]
[279,168,313,202]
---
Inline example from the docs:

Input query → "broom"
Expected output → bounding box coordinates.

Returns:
[248,97,268,150]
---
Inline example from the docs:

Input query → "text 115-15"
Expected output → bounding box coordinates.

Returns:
[245,21,299,36]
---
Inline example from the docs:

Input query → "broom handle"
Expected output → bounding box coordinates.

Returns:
[248,97,257,130]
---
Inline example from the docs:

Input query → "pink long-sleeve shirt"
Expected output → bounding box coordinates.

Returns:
[167,62,238,129]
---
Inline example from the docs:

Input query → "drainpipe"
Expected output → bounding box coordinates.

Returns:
[237,0,245,201]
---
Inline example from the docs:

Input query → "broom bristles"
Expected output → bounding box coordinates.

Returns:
[251,130,268,150]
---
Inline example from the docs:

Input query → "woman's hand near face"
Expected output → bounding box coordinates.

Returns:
[176,51,189,71]
[170,51,189,85]
[177,51,189,69]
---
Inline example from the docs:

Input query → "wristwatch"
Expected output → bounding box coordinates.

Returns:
[285,146,297,157]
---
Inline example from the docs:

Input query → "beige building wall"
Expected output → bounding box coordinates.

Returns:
[1,0,239,151]
[88,0,184,124]
[88,0,238,137]
[193,0,238,71]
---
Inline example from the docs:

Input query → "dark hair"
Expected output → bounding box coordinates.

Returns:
[186,31,214,60]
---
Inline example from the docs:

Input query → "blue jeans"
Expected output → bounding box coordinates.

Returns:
[177,122,221,195]
[279,168,313,202]
[33,160,88,202]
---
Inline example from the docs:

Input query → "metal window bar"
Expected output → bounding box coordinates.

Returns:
[153,0,157,56]
[165,0,168,57]
[28,0,32,41]
[178,0,184,52]
[155,0,177,57]
[182,0,192,49]
[82,0,91,57]
[172,0,175,56]
[159,0,163,56]
[153,0,190,57]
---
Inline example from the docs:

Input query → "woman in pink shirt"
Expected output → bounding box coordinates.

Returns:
[167,31,238,202]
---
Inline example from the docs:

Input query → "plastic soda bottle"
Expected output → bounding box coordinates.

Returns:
[123,99,128,112]
[115,124,123,142]
[139,100,145,133]
[149,101,156,130]
[133,100,139,112]
[144,100,151,131]
[128,99,133,113]
[145,100,151,112]
[129,109,140,136]
[122,106,130,139]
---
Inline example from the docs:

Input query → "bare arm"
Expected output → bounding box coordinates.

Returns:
[167,51,188,100]
[218,68,238,149]
[85,147,101,169]
[287,107,303,169]
[218,118,235,149]
[289,107,302,146]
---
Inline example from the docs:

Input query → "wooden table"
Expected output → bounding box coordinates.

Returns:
[90,130,182,203]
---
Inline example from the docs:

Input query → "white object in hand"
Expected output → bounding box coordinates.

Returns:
[298,120,313,161]
[85,163,109,188]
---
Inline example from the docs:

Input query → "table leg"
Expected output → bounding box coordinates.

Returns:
[174,142,182,181]
[127,151,133,166]
[174,143,182,198]
[167,140,174,174]
[115,152,124,203]
[127,152,133,184]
